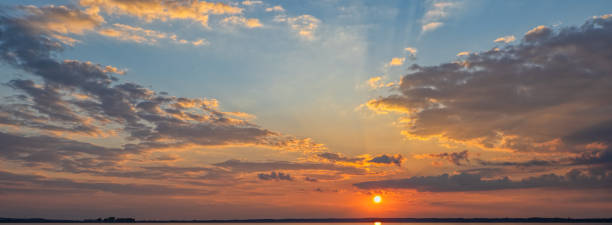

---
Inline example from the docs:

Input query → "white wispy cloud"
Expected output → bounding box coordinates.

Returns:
[266,5,285,12]
[421,1,461,33]
[275,14,321,40]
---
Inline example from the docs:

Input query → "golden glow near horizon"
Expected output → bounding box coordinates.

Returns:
[373,195,382,204]
[1,0,612,220]
[374,222,382,225]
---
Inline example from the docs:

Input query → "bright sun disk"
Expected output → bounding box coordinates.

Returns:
[373,195,382,204]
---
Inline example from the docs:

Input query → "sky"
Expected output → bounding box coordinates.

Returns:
[0,0,611,220]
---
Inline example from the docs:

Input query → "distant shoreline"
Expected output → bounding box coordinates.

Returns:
[2,217,612,223]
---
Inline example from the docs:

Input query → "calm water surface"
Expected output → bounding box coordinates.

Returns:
[2,223,610,225]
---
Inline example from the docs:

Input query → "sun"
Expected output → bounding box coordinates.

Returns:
[373,195,382,204]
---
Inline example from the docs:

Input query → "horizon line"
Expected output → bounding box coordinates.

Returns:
[3,217,612,223]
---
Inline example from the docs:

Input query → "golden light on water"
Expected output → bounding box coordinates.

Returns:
[373,195,382,204]
[374,222,382,225]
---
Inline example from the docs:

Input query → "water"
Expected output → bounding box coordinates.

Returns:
[2,223,610,225]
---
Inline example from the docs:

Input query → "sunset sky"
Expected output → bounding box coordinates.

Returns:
[1,0,611,220]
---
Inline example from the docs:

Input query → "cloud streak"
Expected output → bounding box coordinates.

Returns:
[421,1,459,33]
[79,0,242,27]
[275,14,321,40]
[414,150,470,166]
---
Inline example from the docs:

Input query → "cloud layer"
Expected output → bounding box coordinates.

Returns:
[367,16,612,155]
[354,168,612,192]
[0,3,351,195]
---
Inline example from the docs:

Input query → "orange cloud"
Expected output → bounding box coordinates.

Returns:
[79,0,243,27]
[20,5,104,34]
[456,51,470,56]
[388,57,405,66]
[494,35,516,43]
[98,23,169,44]
[367,76,383,89]
[359,98,412,115]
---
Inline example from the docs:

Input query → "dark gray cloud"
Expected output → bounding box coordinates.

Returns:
[563,120,612,146]
[457,167,505,178]
[317,152,406,168]
[353,169,612,192]
[0,131,126,169]
[368,154,403,167]
[420,150,470,166]
[475,158,555,168]
[572,149,612,166]
[317,152,364,163]
[257,171,293,181]
[368,15,612,153]
[214,159,366,175]
[304,177,318,182]
[0,170,213,195]
[473,149,611,170]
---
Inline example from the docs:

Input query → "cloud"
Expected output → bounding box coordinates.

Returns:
[0,4,325,181]
[365,15,612,153]
[524,25,552,42]
[317,152,364,163]
[222,16,263,28]
[594,14,612,20]
[424,2,457,19]
[213,159,366,175]
[98,23,199,45]
[421,1,459,33]
[405,47,418,57]
[456,51,469,56]
[422,22,443,32]
[0,170,212,195]
[366,76,383,89]
[474,149,612,170]
[315,152,406,168]
[16,5,103,34]
[191,38,209,46]
[354,169,612,192]
[0,10,312,150]
[79,0,242,27]
[265,6,285,12]
[475,158,554,168]
[494,35,516,43]
[388,57,405,66]
[241,0,262,6]
[304,177,318,182]
[414,150,470,166]
[365,76,397,89]
[7,5,103,45]
[8,5,205,47]
[275,14,320,40]
[257,171,293,181]
[572,149,612,167]
[0,131,128,171]
[368,154,404,167]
